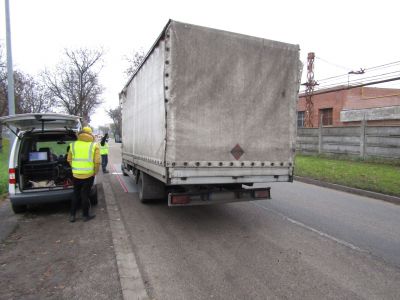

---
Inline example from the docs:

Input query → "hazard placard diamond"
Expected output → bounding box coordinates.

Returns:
[231,144,244,160]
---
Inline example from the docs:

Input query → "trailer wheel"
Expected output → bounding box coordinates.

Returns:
[12,203,27,214]
[138,172,165,203]
[121,164,128,176]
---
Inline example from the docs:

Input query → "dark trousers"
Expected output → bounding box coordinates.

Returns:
[101,155,108,172]
[71,176,94,217]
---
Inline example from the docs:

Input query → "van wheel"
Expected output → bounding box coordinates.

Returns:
[138,172,165,203]
[90,185,98,205]
[12,204,27,214]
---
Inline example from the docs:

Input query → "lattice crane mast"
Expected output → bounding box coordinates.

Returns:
[303,52,318,127]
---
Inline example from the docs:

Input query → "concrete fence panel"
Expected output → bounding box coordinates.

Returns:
[366,146,400,158]
[367,136,400,147]
[297,143,319,152]
[366,126,400,137]
[322,136,361,144]
[297,136,319,144]
[322,143,361,155]
[297,128,319,136]
[297,125,400,160]
[322,126,360,136]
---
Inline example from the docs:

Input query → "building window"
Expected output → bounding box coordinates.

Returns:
[297,111,305,127]
[320,108,333,126]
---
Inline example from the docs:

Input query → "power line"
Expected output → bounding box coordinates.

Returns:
[365,61,400,71]
[300,76,400,97]
[315,70,400,90]
[315,56,351,71]
[317,72,349,83]
[300,60,400,94]
[315,60,400,83]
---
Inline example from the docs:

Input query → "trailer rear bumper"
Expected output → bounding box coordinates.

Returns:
[168,187,271,206]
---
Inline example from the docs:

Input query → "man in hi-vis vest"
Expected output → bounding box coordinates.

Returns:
[100,133,109,173]
[67,126,100,222]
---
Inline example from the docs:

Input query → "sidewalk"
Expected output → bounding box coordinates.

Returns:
[0,174,122,299]
[0,199,18,244]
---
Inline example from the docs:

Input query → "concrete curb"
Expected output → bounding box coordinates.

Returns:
[294,176,400,205]
[102,179,149,300]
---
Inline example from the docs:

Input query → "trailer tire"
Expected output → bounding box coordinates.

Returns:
[121,164,128,176]
[12,203,27,214]
[138,172,165,203]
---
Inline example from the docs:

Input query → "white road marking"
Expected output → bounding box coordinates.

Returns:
[253,202,368,253]
[112,164,138,193]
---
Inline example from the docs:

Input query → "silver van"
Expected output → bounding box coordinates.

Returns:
[1,113,97,214]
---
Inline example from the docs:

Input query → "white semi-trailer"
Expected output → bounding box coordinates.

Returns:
[120,20,301,206]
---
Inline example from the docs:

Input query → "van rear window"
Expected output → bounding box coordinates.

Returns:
[37,141,71,157]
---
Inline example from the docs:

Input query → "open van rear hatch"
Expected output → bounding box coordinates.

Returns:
[0,113,81,133]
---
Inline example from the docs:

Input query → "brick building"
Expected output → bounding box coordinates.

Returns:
[297,86,400,128]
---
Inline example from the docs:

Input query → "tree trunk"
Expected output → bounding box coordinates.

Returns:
[0,124,3,153]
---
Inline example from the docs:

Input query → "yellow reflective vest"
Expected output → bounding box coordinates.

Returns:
[70,141,96,176]
[100,142,109,155]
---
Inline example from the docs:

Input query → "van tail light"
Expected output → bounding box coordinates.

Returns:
[9,168,16,184]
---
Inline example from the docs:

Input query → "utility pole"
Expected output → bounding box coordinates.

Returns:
[5,0,16,152]
[303,52,317,128]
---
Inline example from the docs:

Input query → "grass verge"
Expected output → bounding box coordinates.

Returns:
[0,139,9,201]
[295,154,400,197]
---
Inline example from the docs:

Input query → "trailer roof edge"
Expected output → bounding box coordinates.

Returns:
[121,19,173,96]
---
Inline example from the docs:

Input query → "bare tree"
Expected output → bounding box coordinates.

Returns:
[1,70,50,115]
[0,44,54,152]
[0,45,7,118]
[109,123,117,138]
[0,73,7,117]
[42,48,104,124]
[124,49,145,78]
[106,105,122,138]
[98,125,109,135]
[14,72,51,114]
[0,44,51,116]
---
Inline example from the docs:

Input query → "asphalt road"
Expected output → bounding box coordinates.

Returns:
[109,142,400,299]
[257,182,400,268]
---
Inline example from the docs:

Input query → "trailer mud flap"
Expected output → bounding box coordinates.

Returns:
[168,187,271,206]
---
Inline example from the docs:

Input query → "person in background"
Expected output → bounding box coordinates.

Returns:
[67,126,100,222]
[64,145,70,160]
[100,133,109,173]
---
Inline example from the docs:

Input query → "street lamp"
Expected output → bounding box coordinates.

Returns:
[5,0,16,154]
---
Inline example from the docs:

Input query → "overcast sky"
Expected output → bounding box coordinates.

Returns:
[1,0,399,127]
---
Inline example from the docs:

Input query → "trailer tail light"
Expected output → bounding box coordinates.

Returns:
[9,168,16,184]
[170,195,191,205]
[253,189,270,199]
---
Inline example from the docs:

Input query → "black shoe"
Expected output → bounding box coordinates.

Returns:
[69,215,76,223]
[83,215,96,222]
[103,170,109,174]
